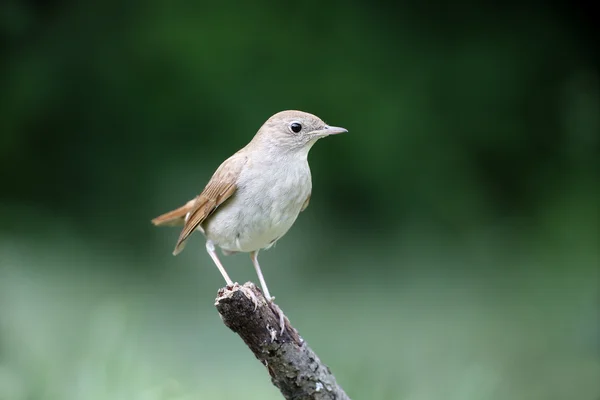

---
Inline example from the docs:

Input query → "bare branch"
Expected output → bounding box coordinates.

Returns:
[215,282,351,400]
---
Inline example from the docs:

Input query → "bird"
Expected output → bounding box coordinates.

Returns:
[151,110,347,322]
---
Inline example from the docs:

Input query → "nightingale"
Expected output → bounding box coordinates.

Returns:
[152,110,347,314]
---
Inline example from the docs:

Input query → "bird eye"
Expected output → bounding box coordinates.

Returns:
[290,122,302,133]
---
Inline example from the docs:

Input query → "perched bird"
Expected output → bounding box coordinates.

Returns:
[152,110,347,310]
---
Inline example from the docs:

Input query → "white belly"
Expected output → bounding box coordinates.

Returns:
[202,159,311,253]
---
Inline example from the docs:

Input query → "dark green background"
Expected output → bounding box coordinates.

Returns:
[1,1,598,399]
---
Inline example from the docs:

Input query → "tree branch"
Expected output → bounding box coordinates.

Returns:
[215,282,351,400]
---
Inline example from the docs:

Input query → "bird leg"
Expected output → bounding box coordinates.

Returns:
[250,250,285,334]
[206,240,258,310]
[250,250,273,300]
[206,240,233,286]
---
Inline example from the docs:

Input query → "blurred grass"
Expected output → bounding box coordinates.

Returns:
[1,209,598,400]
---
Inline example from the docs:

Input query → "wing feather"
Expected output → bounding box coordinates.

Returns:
[172,153,246,255]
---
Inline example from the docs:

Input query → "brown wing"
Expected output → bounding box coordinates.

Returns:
[172,153,247,255]
[149,152,246,256]
[301,193,311,212]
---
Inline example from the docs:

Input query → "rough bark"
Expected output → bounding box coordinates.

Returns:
[215,282,351,400]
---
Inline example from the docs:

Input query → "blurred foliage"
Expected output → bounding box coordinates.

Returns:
[0,1,598,399]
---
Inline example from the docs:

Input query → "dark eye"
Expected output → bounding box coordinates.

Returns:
[290,122,302,133]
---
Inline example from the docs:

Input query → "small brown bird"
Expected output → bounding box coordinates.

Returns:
[152,110,346,308]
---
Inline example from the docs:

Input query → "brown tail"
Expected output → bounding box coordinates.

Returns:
[151,199,196,227]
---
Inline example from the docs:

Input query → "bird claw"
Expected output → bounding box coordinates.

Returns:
[278,310,285,335]
[268,301,286,336]
[238,285,259,311]
[239,286,284,337]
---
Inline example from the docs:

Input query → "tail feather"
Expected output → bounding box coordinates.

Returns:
[151,199,195,227]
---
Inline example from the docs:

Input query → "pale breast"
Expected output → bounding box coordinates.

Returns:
[202,158,312,253]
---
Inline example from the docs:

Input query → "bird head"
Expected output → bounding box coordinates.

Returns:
[251,110,347,157]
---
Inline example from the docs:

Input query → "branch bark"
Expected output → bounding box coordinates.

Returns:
[215,282,351,400]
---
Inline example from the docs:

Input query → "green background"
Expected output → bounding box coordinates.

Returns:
[1,1,598,399]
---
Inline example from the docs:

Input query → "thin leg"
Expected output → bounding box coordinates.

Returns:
[206,240,233,286]
[250,250,272,301]
[251,250,285,335]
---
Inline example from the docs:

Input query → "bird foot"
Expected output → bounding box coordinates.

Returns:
[268,301,286,336]
[232,284,285,337]
[238,284,259,311]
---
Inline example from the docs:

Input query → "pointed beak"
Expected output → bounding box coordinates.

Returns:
[323,125,348,135]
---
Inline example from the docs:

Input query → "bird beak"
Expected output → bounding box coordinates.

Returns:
[323,125,348,135]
